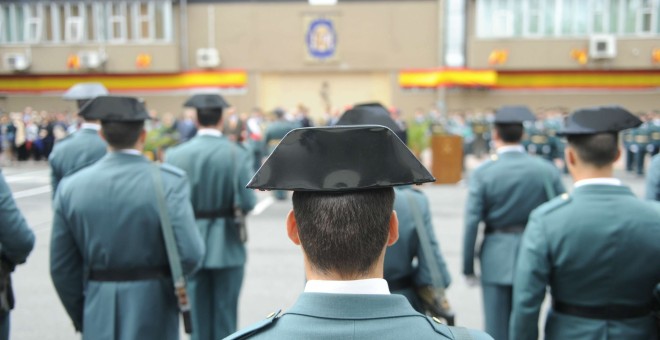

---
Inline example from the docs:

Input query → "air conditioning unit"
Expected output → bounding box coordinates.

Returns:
[196,48,220,68]
[589,35,616,59]
[3,53,30,72]
[78,51,106,70]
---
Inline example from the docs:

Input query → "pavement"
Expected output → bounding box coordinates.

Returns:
[2,156,650,339]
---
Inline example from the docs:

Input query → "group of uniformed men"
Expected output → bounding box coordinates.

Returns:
[0,82,658,340]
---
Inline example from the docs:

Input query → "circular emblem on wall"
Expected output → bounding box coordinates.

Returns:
[306,18,337,60]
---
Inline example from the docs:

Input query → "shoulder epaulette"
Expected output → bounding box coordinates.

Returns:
[535,193,571,216]
[224,310,281,340]
[423,316,454,338]
[159,163,186,177]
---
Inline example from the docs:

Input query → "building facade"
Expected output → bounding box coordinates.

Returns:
[0,0,658,117]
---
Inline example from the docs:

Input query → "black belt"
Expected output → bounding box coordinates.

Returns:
[388,275,414,291]
[553,300,652,320]
[485,225,526,234]
[194,209,233,219]
[89,266,171,282]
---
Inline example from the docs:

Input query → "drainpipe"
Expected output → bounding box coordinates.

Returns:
[180,0,189,70]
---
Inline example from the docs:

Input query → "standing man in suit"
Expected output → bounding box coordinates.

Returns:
[463,106,565,340]
[165,94,256,340]
[0,172,35,340]
[510,106,660,340]
[50,96,204,340]
[226,125,492,340]
[646,154,660,201]
[335,105,452,313]
[262,108,300,200]
[49,83,109,196]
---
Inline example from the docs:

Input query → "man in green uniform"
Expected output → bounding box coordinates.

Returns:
[463,105,565,340]
[0,172,35,340]
[646,154,660,201]
[226,125,492,340]
[50,96,205,340]
[165,94,256,340]
[336,105,452,314]
[510,106,660,340]
[48,83,109,196]
[262,108,300,200]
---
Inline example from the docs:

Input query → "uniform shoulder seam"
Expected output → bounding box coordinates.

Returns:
[159,163,185,177]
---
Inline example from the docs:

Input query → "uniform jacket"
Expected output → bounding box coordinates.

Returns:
[0,171,35,265]
[50,152,204,340]
[385,187,451,309]
[646,154,660,201]
[48,128,107,196]
[463,151,564,284]
[166,134,256,269]
[225,293,493,340]
[262,120,300,156]
[511,185,660,340]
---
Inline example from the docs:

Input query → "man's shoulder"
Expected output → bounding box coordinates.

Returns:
[224,310,282,340]
[225,311,492,340]
[532,193,572,218]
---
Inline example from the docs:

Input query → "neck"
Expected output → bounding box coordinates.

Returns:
[304,253,384,281]
[109,142,143,153]
[83,119,100,125]
[495,140,521,149]
[570,165,614,182]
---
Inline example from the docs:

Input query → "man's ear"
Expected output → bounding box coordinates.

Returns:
[138,128,147,144]
[286,209,301,246]
[387,211,399,246]
[99,128,107,141]
[614,146,621,162]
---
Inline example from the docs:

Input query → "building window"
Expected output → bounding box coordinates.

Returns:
[476,0,660,38]
[23,4,43,43]
[107,3,127,43]
[64,3,86,43]
[132,2,154,41]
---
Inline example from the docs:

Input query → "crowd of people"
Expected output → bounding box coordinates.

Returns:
[0,89,659,340]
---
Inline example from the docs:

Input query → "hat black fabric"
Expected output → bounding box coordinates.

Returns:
[558,106,642,136]
[183,94,230,110]
[247,126,435,191]
[494,106,536,123]
[336,106,402,133]
[79,96,150,122]
[354,102,388,110]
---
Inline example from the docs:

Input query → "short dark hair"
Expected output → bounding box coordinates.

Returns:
[197,108,223,127]
[495,123,524,143]
[101,121,144,149]
[292,188,395,278]
[567,132,619,167]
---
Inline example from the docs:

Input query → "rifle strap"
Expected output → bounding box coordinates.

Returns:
[404,189,446,296]
[150,166,185,285]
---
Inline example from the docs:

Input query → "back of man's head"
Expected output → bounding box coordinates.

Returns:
[101,121,144,149]
[197,108,223,127]
[567,132,619,168]
[292,188,395,278]
[494,123,524,143]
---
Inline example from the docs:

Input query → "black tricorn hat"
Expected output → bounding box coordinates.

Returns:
[246,126,435,191]
[494,105,536,123]
[336,106,402,133]
[558,106,642,136]
[183,94,230,110]
[79,96,150,122]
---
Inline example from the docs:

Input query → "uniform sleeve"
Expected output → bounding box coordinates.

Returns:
[551,167,566,198]
[414,192,452,288]
[0,173,35,264]
[48,154,61,198]
[166,176,204,276]
[646,156,660,200]
[462,172,484,276]
[49,188,84,331]
[238,151,257,213]
[510,212,551,340]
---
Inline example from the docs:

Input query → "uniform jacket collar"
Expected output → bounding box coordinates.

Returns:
[287,293,419,319]
[571,184,635,197]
